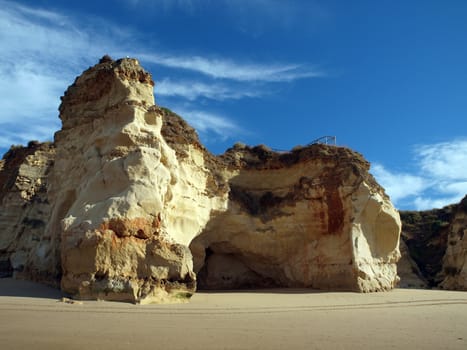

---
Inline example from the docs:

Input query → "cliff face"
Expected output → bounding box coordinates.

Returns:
[191,144,401,292]
[0,57,402,302]
[397,239,428,288]
[399,196,467,290]
[0,142,56,282]
[50,58,227,303]
[440,196,467,290]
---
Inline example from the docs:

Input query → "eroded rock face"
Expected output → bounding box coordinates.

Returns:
[440,196,467,290]
[397,240,428,289]
[399,197,467,290]
[191,144,401,292]
[400,206,454,287]
[0,142,56,283]
[51,58,226,303]
[0,56,402,302]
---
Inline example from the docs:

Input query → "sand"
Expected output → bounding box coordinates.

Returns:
[1,278,466,350]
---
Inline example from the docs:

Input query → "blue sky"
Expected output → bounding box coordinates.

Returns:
[1,0,466,210]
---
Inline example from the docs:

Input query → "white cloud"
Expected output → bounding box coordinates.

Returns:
[171,108,242,141]
[0,1,322,153]
[9,3,68,23]
[417,140,467,180]
[372,139,467,210]
[0,123,59,147]
[156,78,261,100]
[439,181,467,195]
[137,53,323,82]
[0,1,104,150]
[413,196,461,211]
[371,164,427,203]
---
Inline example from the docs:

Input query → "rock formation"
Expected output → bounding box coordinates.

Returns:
[396,239,428,288]
[191,144,401,292]
[399,196,467,290]
[49,57,229,303]
[439,196,467,290]
[400,206,453,287]
[0,142,56,282]
[0,57,402,303]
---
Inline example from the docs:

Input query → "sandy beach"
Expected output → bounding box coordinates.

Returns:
[1,278,466,350]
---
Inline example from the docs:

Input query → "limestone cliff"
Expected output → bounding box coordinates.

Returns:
[440,196,467,290]
[0,56,402,302]
[400,206,454,287]
[191,144,401,292]
[397,239,428,289]
[0,141,56,282]
[50,57,227,303]
[399,196,467,290]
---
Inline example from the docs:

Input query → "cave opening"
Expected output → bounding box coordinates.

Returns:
[196,245,278,290]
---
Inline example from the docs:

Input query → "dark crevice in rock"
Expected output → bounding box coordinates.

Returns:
[400,204,455,287]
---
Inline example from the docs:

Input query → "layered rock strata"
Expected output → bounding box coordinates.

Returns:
[49,57,228,303]
[397,240,428,289]
[0,142,56,282]
[439,196,467,290]
[399,196,467,290]
[191,144,401,292]
[0,57,403,302]
[400,206,454,287]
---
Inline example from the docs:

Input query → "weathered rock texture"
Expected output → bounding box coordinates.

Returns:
[397,239,428,289]
[0,57,403,302]
[440,196,467,290]
[191,144,401,292]
[0,142,56,282]
[400,206,454,287]
[400,196,467,290]
[49,57,229,303]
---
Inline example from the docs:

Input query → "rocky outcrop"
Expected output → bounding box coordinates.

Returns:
[397,239,428,288]
[440,196,467,290]
[0,56,402,302]
[399,196,467,290]
[191,144,401,292]
[49,58,227,303]
[400,206,454,287]
[0,141,56,283]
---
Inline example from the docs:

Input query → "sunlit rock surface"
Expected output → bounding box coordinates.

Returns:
[51,57,227,303]
[0,57,403,302]
[191,144,401,292]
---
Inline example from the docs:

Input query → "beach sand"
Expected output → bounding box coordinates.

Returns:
[1,278,466,350]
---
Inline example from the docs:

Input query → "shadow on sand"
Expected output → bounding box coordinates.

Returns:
[196,287,357,295]
[0,278,360,300]
[0,278,63,299]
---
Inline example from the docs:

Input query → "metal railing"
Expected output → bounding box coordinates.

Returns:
[271,136,337,153]
[309,136,336,146]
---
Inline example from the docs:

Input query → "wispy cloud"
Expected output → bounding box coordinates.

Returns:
[123,0,329,36]
[0,124,58,148]
[417,141,467,180]
[0,1,322,155]
[171,108,243,141]
[371,164,428,203]
[412,196,462,212]
[137,53,323,82]
[0,1,104,149]
[372,139,467,210]
[156,78,262,101]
